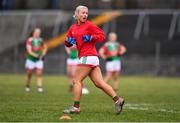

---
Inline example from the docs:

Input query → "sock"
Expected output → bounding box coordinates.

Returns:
[113,96,119,103]
[26,84,30,88]
[70,84,73,89]
[74,101,80,108]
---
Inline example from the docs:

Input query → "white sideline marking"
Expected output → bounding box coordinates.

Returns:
[124,103,180,114]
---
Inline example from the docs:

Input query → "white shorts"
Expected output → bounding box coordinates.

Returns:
[25,59,44,70]
[79,56,99,67]
[67,58,79,66]
[106,60,121,72]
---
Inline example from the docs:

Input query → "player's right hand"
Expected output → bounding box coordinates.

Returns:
[38,55,45,61]
[66,37,76,45]
[82,35,92,42]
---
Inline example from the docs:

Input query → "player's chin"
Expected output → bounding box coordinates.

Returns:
[81,18,87,22]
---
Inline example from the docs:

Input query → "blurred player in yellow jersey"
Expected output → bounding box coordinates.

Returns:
[99,32,126,91]
[65,45,89,94]
[25,28,47,92]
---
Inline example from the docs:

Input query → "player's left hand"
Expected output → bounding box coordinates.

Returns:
[82,35,93,42]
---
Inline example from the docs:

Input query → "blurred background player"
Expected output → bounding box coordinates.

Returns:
[65,45,89,94]
[63,5,124,115]
[25,28,47,92]
[99,32,126,91]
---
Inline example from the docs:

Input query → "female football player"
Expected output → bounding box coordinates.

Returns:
[99,32,126,91]
[25,28,47,92]
[63,5,124,115]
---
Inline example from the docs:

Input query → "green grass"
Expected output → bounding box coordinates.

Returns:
[0,74,180,122]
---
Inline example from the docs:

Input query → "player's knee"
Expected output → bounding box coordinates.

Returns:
[37,73,42,77]
[94,82,103,89]
[67,73,72,78]
[27,71,32,75]
[95,84,101,89]
[27,69,33,75]
[72,79,81,85]
[113,77,118,81]
[36,71,43,77]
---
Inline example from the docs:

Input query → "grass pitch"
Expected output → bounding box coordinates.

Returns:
[0,74,180,122]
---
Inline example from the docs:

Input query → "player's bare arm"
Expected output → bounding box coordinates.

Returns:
[119,45,127,55]
[41,42,48,57]
[99,48,107,60]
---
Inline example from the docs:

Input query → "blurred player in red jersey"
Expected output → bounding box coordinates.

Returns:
[25,28,47,93]
[63,5,124,115]
[65,45,89,94]
[99,32,126,91]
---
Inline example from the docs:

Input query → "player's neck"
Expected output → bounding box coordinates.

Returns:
[33,36,39,39]
[77,20,86,25]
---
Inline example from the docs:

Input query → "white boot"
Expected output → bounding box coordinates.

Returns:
[37,87,43,93]
[25,87,30,92]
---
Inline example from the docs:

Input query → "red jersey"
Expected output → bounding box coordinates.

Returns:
[65,20,105,58]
